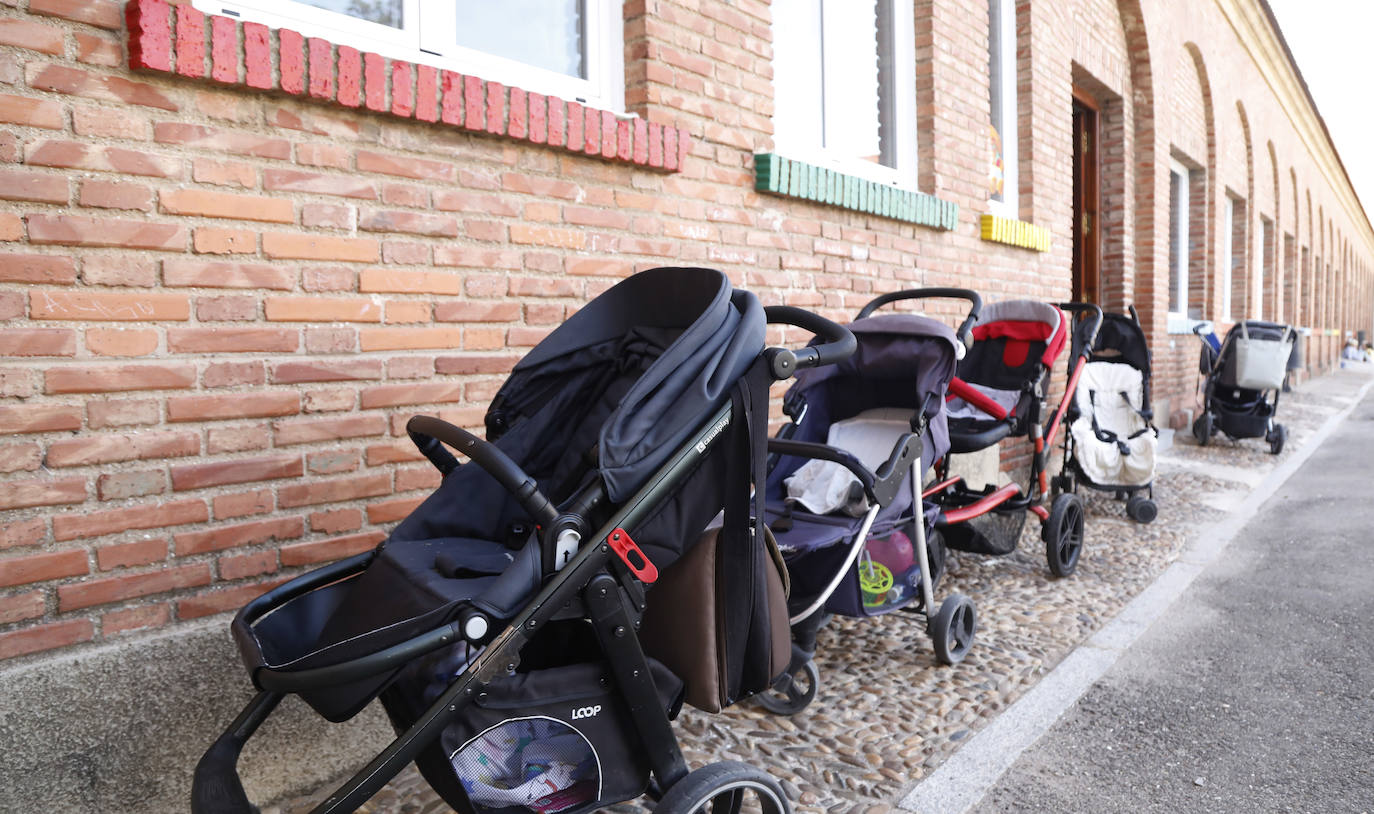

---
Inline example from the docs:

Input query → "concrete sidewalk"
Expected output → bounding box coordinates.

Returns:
[900,368,1374,813]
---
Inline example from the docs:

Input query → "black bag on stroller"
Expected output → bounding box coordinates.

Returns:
[191,267,856,814]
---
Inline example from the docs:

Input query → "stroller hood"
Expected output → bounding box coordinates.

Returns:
[492,266,765,502]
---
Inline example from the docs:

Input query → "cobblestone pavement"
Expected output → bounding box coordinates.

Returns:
[270,369,1369,814]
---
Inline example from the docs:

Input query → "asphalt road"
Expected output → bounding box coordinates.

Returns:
[972,388,1374,814]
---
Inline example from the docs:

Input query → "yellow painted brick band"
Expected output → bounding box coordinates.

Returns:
[979,213,1052,252]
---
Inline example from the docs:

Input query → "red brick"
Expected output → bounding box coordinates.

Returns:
[270,358,383,384]
[196,295,258,322]
[500,172,581,200]
[263,232,379,262]
[30,290,189,321]
[1,518,47,550]
[205,425,268,456]
[26,141,180,178]
[170,454,302,493]
[396,465,440,493]
[244,22,272,89]
[415,65,438,122]
[80,180,154,211]
[27,63,177,111]
[96,538,167,570]
[264,296,381,322]
[304,327,357,353]
[278,472,390,508]
[633,118,649,164]
[0,548,88,587]
[359,382,464,409]
[485,81,505,134]
[648,122,664,167]
[125,0,173,72]
[52,498,208,542]
[0,441,42,474]
[0,619,93,660]
[45,363,195,394]
[0,253,76,284]
[192,158,256,188]
[308,37,333,99]
[383,300,430,324]
[0,169,67,204]
[307,449,359,474]
[583,106,599,154]
[336,45,361,106]
[163,259,294,290]
[27,215,186,252]
[528,92,547,144]
[213,489,273,519]
[280,531,385,566]
[0,328,74,356]
[366,496,423,525]
[76,33,123,67]
[463,75,484,129]
[87,399,157,430]
[154,123,289,159]
[219,549,278,580]
[358,209,459,237]
[30,0,122,30]
[434,355,520,375]
[303,388,357,413]
[160,189,294,223]
[604,112,621,159]
[0,214,21,241]
[166,327,298,353]
[295,143,351,169]
[0,93,63,129]
[203,360,265,388]
[358,326,463,351]
[390,60,413,117]
[548,97,566,147]
[46,430,199,467]
[173,515,303,556]
[309,508,362,534]
[358,267,463,295]
[58,562,211,611]
[0,17,62,55]
[103,604,171,635]
[167,392,299,422]
[192,227,255,254]
[440,70,462,125]
[0,590,45,625]
[174,4,205,79]
[273,414,386,446]
[279,29,305,95]
[178,578,289,619]
[86,327,159,357]
[96,469,166,501]
[364,442,423,467]
[355,150,455,182]
[506,86,527,139]
[302,203,354,229]
[81,256,157,287]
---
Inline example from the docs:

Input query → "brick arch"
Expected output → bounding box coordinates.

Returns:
[1108,0,1159,327]
[1179,42,1215,322]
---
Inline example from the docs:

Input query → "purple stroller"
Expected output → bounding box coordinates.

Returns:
[755,289,981,715]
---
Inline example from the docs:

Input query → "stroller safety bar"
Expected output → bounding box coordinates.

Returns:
[764,305,858,378]
[767,431,922,509]
[947,377,1009,420]
[407,415,558,529]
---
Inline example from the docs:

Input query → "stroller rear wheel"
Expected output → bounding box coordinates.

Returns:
[655,760,790,814]
[1125,494,1157,524]
[754,658,819,716]
[1043,493,1085,577]
[928,593,976,665]
[1267,424,1287,455]
[1193,411,1213,446]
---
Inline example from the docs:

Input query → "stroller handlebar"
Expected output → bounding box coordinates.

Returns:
[855,287,982,352]
[763,305,857,379]
[407,415,558,529]
[1059,302,1105,357]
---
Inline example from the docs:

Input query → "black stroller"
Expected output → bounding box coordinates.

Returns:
[1191,319,1296,454]
[925,298,1103,578]
[1055,307,1159,523]
[754,289,981,715]
[191,267,856,814]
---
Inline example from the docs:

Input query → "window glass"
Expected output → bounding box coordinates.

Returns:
[986,0,1016,214]
[1168,166,1186,315]
[298,0,402,28]
[454,0,584,79]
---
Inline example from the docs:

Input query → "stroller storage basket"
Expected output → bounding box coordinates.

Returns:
[937,485,1026,556]
[780,517,944,617]
[438,659,683,814]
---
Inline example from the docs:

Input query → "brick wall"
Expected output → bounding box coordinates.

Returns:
[1,0,1372,663]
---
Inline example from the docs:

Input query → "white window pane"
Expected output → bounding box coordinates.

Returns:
[1169,170,1183,314]
[773,0,824,152]
[454,0,585,79]
[821,0,882,165]
[299,0,403,28]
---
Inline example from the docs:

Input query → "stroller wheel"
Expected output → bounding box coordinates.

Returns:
[1193,411,1213,446]
[1125,495,1157,524]
[655,760,790,814]
[1043,493,1086,577]
[1267,424,1287,455]
[754,659,819,716]
[929,593,976,665]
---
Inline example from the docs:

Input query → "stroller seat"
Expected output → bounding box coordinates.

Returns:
[1066,362,1155,487]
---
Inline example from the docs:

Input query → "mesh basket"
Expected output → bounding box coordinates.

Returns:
[939,486,1027,556]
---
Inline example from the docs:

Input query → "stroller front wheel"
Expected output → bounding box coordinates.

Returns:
[655,760,791,814]
[1043,493,1086,577]
[1266,424,1287,455]
[754,658,819,716]
[1125,495,1157,524]
[1193,411,1213,446]
[929,593,976,665]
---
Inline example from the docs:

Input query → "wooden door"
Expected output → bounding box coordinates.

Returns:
[1072,95,1100,304]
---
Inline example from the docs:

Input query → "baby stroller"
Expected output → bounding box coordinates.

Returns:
[755,289,981,715]
[1055,306,1159,523]
[190,267,857,814]
[1192,319,1296,454]
[925,298,1103,578]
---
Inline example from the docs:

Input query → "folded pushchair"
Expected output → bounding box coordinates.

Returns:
[1055,306,1159,523]
[753,289,981,715]
[1191,319,1296,454]
[925,298,1103,578]
[191,267,857,814]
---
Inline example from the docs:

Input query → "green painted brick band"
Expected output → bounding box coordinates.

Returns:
[753,153,957,230]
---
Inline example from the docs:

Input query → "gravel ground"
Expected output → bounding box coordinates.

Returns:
[271,371,1364,814]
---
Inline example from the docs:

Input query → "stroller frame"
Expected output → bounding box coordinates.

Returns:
[925,299,1103,578]
[1054,305,1159,524]
[192,303,857,814]
[755,288,983,716]
[1191,319,1295,455]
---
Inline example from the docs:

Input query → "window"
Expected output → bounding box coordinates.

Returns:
[1168,159,1189,322]
[1220,195,1233,320]
[1223,193,1247,321]
[772,0,917,189]
[987,0,1017,216]
[196,0,625,110]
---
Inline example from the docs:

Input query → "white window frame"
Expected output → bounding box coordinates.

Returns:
[194,0,625,111]
[771,0,918,190]
[987,0,1017,218]
[1257,215,1273,320]
[1221,194,1234,321]
[1167,157,1191,332]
